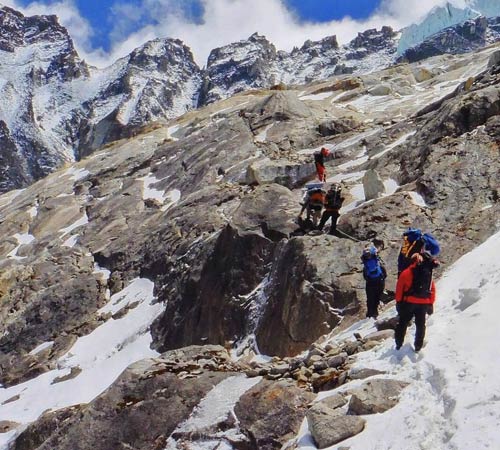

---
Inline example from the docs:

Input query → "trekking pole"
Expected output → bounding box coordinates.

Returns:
[335,228,363,242]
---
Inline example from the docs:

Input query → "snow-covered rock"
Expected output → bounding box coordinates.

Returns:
[398,0,500,55]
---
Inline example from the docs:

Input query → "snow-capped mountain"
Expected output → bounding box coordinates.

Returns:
[1,4,500,194]
[0,6,87,192]
[76,38,201,159]
[0,6,201,192]
[201,27,398,104]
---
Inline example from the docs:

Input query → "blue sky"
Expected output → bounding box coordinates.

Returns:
[6,0,444,66]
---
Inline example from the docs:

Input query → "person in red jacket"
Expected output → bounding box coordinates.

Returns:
[314,147,330,182]
[394,252,439,352]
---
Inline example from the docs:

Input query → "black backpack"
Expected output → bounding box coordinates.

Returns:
[407,257,438,298]
[325,188,343,209]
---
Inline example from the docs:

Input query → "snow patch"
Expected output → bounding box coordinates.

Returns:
[60,167,90,182]
[6,233,35,260]
[140,174,167,203]
[61,235,79,248]
[160,189,181,211]
[383,178,399,195]
[255,124,273,143]
[165,375,262,448]
[408,191,428,207]
[0,278,163,443]
[59,212,89,238]
[29,341,54,356]
[299,92,333,101]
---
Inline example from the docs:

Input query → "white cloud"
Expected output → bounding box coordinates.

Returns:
[99,0,473,66]
[0,0,476,67]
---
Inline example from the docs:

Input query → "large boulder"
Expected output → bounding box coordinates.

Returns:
[256,236,362,357]
[307,402,365,448]
[362,169,385,200]
[234,379,314,449]
[347,378,409,415]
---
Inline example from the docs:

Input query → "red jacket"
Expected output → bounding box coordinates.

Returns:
[395,262,436,305]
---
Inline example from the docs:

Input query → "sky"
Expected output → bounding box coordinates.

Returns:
[1,0,464,66]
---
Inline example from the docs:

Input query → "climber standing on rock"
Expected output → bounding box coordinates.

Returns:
[395,252,439,352]
[318,183,344,235]
[298,186,325,229]
[314,147,330,182]
[361,244,387,319]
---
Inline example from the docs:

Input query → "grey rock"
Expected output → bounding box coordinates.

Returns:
[234,379,315,449]
[362,169,386,200]
[368,84,392,96]
[488,49,500,67]
[364,329,395,342]
[327,354,348,369]
[347,378,409,415]
[317,393,348,411]
[307,403,365,449]
[349,367,387,380]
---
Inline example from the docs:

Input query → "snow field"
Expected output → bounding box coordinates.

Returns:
[295,230,500,450]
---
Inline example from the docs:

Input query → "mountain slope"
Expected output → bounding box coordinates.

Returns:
[0,42,498,449]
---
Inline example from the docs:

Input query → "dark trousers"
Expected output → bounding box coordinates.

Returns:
[366,280,385,318]
[318,210,339,234]
[395,302,428,349]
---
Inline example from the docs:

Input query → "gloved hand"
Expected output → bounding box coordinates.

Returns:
[427,304,434,315]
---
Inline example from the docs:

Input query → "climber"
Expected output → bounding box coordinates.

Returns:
[298,187,325,228]
[397,228,440,276]
[361,244,387,319]
[314,147,330,182]
[318,183,344,235]
[394,252,440,352]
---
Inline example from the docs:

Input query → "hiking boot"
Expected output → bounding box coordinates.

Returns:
[414,344,423,352]
[395,345,401,350]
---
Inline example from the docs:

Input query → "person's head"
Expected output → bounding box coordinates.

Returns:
[329,182,341,192]
[321,147,330,156]
[372,238,385,251]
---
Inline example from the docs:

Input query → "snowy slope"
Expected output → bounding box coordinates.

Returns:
[295,229,500,449]
[0,278,164,448]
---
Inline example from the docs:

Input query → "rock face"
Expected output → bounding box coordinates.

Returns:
[11,346,236,450]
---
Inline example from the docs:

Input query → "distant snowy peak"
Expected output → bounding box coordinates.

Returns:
[0,6,87,81]
[398,0,500,54]
[199,33,277,105]
[201,27,398,104]
[77,37,202,157]
[400,16,498,63]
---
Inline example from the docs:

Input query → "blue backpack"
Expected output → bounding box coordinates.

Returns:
[361,247,383,280]
[422,233,440,256]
